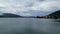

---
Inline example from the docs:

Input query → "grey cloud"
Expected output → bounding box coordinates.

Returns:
[0,0,60,16]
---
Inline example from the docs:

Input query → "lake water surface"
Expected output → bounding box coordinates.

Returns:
[0,18,60,34]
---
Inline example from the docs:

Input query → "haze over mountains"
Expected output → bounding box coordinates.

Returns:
[0,10,55,16]
[0,10,60,18]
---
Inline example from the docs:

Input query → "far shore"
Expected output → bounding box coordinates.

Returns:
[0,17,59,19]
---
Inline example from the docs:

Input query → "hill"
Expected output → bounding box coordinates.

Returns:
[0,13,21,17]
[37,10,60,18]
[48,10,60,18]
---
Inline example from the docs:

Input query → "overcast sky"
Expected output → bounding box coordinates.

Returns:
[0,0,60,16]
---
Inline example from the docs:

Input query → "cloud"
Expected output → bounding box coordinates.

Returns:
[30,0,60,11]
[0,0,60,16]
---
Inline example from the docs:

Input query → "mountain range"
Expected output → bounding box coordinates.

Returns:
[0,10,60,18]
[0,13,21,17]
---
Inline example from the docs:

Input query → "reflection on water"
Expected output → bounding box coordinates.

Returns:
[0,18,60,34]
[54,19,60,22]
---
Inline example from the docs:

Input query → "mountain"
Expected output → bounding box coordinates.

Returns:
[47,10,60,18]
[37,10,60,18]
[0,13,21,17]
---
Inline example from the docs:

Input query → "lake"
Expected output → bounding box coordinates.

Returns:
[0,18,60,34]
